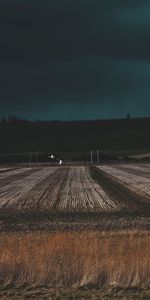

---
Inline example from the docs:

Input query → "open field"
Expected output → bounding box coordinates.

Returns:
[0,230,150,299]
[0,166,120,212]
[97,164,150,200]
[0,164,150,299]
[0,164,150,232]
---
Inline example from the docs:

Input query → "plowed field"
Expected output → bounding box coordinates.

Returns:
[0,165,150,232]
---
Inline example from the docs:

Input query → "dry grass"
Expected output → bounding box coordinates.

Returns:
[0,230,150,289]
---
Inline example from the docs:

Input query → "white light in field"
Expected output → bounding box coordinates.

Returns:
[59,160,62,165]
[48,154,55,159]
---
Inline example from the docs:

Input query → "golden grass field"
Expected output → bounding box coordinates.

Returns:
[0,230,150,296]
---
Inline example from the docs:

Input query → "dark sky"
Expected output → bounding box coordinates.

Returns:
[1,0,150,120]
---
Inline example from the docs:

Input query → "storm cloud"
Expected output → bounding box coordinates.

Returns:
[0,0,150,120]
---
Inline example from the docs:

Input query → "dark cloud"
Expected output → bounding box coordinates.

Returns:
[1,0,150,62]
[0,0,150,119]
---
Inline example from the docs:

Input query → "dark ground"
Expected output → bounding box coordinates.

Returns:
[0,117,150,162]
[1,286,150,300]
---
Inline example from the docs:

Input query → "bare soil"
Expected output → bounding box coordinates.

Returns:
[0,165,150,232]
[0,287,150,299]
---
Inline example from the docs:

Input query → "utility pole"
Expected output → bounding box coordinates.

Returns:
[36,152,38,164]
[97,149,100,164]
[90,150,93,164]
[29,153,32,166]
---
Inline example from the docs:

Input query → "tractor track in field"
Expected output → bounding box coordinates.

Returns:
[23,167,70,210]
[113,165,150,180]
[0,168,40,188]
[51,167,70,210]
[0,167,18,174]
[84,168,121,211]
[0,168,57,210]
[90,166,150,213]
[54,167,119,212]
[98,165,150,201]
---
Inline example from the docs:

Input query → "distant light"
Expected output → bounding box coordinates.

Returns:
[48,154,55,159]
[59,160,62,165]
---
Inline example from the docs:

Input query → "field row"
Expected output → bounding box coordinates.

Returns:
[0,165,150,214]
[0,167,121,212]
[97,164,150,201]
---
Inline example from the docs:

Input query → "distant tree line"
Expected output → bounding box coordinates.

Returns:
[0,114,132,124]
[0,116,63,124]
[0,116,29,124]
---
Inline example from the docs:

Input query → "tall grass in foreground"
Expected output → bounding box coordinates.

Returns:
[0,231,150,289]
